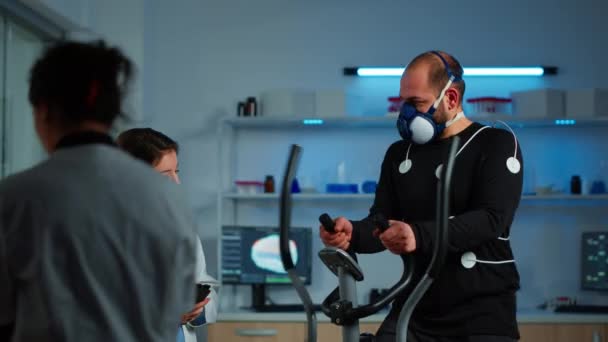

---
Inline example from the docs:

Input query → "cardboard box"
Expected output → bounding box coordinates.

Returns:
[260,89,348,117]
[260,90,315,117]
[511,89,565,118]
[315,90,346,117]
[565,89,608,118]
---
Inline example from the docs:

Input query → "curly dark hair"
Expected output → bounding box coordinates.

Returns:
[28,39,133,126]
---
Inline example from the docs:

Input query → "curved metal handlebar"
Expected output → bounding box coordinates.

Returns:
[395,135,460,342]
[278,144,317,342]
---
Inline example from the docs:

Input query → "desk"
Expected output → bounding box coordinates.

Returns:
[208,310,608,341]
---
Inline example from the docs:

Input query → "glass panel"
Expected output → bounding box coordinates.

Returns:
[0,16,5,178]
[3,19,45,176]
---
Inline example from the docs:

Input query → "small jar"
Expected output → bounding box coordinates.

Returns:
[264,175,275,193]
[245,97,258,116]
[237,102,245,116]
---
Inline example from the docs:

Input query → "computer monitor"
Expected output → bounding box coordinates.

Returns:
[581,231,608,291]
[221,225,312,285]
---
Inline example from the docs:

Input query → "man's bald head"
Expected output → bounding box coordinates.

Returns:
[405,51,466,104]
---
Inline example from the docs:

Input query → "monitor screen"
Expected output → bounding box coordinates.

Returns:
[221,225,312,285]
[582,231,608,291]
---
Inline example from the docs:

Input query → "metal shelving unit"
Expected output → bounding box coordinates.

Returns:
[215,115,608,284]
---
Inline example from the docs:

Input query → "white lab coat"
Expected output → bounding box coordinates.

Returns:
[180,237,219,342]
[0,142,197,342]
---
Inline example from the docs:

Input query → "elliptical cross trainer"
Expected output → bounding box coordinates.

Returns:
[278,137,460,342]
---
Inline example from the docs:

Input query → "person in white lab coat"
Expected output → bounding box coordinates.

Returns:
[0,40,198,342]
[117,127,219,342]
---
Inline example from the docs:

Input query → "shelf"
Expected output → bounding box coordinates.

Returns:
[223,193,374,200]
[223,193,608,201]
[521,194,608,200]
[222,116,395,129]
[221,116,608,129]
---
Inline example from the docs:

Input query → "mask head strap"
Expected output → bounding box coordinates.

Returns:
[429,51,462,111]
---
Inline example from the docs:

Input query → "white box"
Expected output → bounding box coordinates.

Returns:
[511,89,565,118]
[565,89,608,118]
[260,90,315,117]
[315,90,346,117]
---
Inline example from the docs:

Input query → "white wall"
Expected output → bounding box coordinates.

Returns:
[190,0,607,118]
[86,0,145,125]
[19,0,88,29]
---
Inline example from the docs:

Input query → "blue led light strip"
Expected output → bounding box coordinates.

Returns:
[352,66,552,77]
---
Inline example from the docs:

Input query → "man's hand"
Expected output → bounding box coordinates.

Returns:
[319,216,353,250]
[376,220,416,254]
[180,298,210,324]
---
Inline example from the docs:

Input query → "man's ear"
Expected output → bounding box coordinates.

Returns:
[444,88,460,110]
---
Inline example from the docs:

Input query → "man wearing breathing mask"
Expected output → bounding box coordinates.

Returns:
[320,51,523,342]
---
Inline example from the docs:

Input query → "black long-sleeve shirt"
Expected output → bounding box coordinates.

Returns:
[351,122,523,338]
